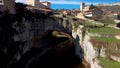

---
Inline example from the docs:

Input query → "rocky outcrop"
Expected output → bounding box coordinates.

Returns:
[10,30,85,68]
[13,16,73,54]
[72,25,101,68]
[99,46,106,57]
[14,16,72,42]
[115,35,120,40]
[0,3,87,68]
[110,55,120,62]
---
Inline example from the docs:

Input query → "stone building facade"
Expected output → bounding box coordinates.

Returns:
[0,0,15,14]
[26,0,39,6]
[26,0,51,9]
[40,2,51,9]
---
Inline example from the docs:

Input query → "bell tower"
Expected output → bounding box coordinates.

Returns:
[80,2,85,12]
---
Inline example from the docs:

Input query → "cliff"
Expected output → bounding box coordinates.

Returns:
[0,3,73,68]
[0,3,104,68]
[72,25,102,68]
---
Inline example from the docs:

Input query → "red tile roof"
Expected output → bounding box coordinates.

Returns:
[40,2,51,4]
[26,6,52,12]
[39,8,52,12]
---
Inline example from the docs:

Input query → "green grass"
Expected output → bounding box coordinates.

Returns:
[93,37,120,43]
[98,57,120,68]
[84,22,101,26]
[89,27,120,34]
[93,37,120,56]
[108,21,117,25]
[100,20,117,25]
[114,51,120,54]
[84,22,92,26]
[84,22,103,28]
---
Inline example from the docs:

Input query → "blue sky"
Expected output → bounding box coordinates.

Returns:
[16,0,120,9]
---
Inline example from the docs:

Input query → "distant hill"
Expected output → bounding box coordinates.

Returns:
[97,3,120,12]
[100,2,120,6]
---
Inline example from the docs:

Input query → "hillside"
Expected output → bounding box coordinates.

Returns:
[98,5,120,12]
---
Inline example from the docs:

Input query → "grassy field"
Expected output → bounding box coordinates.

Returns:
[98,57,120,68]
[84,22,103,27]
[89,27,120,34]
[93,37,120,43]
[108,21,117,24]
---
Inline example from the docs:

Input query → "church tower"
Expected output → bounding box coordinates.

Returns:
[80,2,85,12]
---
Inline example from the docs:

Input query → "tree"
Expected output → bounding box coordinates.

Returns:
[89,4,97,9]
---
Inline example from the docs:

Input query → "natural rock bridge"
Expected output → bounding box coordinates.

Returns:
[9,14,88,68]
[0,3,100,68]
[14,16,73,42]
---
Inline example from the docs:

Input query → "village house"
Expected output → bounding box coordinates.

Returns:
[40,2,51,9]
[0,0,15,14]
[85,8,103,19]
[102,9,119,20]
[80,2,91,12]
[62,10,72,16]
[77,2,103,19]
[106,12,119,20]
[97,4,120,20]
[26,0,51,13]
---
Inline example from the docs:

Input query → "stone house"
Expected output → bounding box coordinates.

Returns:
[92,8,103,18]
[0,0,15,14]
[26,0,51,13]
[80,2,103,18]
[26,0,39,6]
[84,9,103,18]
[107,12,119,20]
[80,2,91,12]
[26,0,51,9]
[40,2,51,9]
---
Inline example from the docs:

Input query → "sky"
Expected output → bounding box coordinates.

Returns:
[16,0,120,9]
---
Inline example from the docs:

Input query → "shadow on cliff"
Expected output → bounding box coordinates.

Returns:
[0,3,82,68]
[10,30,84,68]
[75,35,84,61]
[0,3,47,68]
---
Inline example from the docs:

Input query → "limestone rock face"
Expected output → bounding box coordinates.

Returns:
[11,30,85,68]
[100,46,106,57]
[110,55,120,63]
[14,17,71,42]
[72,25,102,68]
